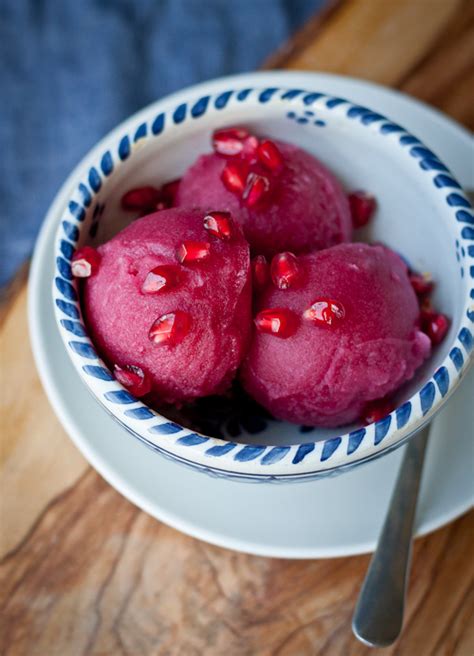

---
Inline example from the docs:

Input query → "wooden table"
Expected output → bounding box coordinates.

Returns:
[1,1,473,654]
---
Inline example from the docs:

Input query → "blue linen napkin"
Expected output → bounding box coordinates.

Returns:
[0,0,323,286]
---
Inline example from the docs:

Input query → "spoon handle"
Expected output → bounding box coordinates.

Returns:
[352,425,430,647]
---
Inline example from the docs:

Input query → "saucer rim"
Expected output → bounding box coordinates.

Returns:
[29,71,474,558]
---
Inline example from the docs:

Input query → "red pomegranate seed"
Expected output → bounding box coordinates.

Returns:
[71,246,101,278]
[212,127,249,157]
[254,308,298,338]
[409,272,434,297]
[114,364,151,397]
[242,135,260,162]
[221,161,248,195]
[242,172,271,208]
[348,191,377,228]
[141,264,181,294]
[271,252,301,289]
[176,241,211,264]
[421,311,449,345]
[252,255,270,289]
[203,211,234,240]
[121,186,162,211]
[160,179,181,207]
[257,139,283,172]
[303,298,346,326]
[149,311,191,346]
[362,399,394,425]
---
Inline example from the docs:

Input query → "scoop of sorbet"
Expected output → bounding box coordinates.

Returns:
[240,243,431,427]
[84,208,251,404]
[176,138,352,257]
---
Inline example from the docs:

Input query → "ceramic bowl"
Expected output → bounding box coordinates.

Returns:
[51,83,474,481]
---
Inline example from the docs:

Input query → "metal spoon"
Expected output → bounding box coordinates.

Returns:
[352,424,430,647]
[352,189,472,646]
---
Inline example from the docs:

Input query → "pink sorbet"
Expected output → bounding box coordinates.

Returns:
[176,139,352,257]
[240,243,431,427]
[84,208,251,404]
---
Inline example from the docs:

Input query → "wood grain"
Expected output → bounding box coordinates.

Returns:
[1,0,473,654]
[401,1,474,129]
[1,464,472,656]
[0,286,87,559]
[283,0,464,85]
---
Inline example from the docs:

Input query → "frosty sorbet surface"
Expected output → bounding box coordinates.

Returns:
[241,243,431,427]
[84,208,251,404]
[177,139,352,257]
[73,126,448,429]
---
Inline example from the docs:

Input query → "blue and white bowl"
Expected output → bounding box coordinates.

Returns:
[51,84,474,482]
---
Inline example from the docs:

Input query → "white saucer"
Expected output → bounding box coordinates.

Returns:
[29,72,474,558]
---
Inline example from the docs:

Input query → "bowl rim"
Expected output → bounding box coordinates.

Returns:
[51,83,474,480]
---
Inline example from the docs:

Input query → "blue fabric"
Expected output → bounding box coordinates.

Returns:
[0,0,323,286]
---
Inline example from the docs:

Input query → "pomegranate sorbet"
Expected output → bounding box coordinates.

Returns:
[74,126,449,428]
[83,208,251,404]
[177,132,352,257]
[240,244,432,427]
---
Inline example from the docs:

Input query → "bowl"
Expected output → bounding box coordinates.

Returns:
[51,83,474,482]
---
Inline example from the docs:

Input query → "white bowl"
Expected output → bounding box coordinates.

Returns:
[51,83,474,481]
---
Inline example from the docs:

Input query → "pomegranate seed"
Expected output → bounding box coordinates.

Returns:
[221,161,248,195]
[348,191,377,228]
[242,172,271,208]
[271,252,302,289]
[241,135,260,162]
[149,311,191,346]
[362,399,394,425]
[212,127,249,157]
[121,186,162,211]
[176,241,211,264]
[141,264,181,294]
[254,308,298,338]
[203,211,234,240]
[252,255,270,289]
[160,179,181,207]
[409,272,434,297]
[257,139,283,172]
[71,246,101,278]
[421,311,449,345]
[303,298,345,326]
[114,364,151,397]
